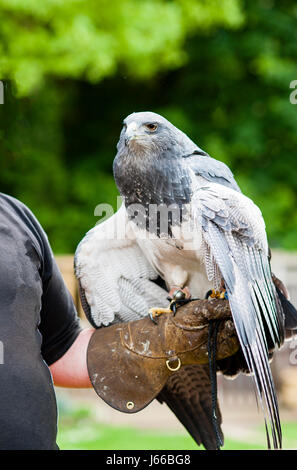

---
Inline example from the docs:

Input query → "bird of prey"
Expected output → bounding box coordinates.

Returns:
[75,111,287,449]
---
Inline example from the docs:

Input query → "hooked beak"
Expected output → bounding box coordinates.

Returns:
[124,122,146,145]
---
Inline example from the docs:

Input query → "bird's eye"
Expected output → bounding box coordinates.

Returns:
[145,123,158,132]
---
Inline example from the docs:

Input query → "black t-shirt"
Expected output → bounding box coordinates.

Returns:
[0,193,82,449]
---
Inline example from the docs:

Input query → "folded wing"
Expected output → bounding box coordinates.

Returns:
[192,182,285,448]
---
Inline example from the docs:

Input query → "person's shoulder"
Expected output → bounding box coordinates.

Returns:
[0,192,27,208]
[0,192,40,219]
[0,192,48,244]
[0,193,53,272]
[0,192,39,218]
[0,192,39,225]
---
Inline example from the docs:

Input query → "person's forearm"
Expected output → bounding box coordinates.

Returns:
[49,328,95,388]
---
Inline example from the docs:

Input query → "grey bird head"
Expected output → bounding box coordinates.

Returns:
[113,111,240,208]
[116,111,201,159]
[113,111,203,210]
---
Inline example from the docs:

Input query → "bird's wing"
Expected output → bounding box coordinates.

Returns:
[184,151,241,192]
[158,364,223,450]
[191,181,284,448]
[74,205,168,327]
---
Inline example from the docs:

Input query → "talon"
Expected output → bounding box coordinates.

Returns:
[170,300,177,316]
[205,289,213,299]
[206,289,228,300]
[148,307,172,324]
[219,290,228,300]
[149,312,159,325]
[210,290,220,299]
[150,287,193,322]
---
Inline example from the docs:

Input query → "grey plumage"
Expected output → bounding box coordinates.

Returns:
[75,205,169,326]
[192,183,284,446]
[75,111,285,449]
[185,152,241,192]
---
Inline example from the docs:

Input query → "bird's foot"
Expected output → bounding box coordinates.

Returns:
[167,288,194,316]
[149,288,192,324]
[148,307,172,324]
[205,289,228,300]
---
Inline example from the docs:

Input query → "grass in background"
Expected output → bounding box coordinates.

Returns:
[57,420,265,451]
[56,397,268,450]
[56,394,297,450]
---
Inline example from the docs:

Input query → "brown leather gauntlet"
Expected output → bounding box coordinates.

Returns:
[87,299,239,413]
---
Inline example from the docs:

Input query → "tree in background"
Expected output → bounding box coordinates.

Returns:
[0,0,296,252]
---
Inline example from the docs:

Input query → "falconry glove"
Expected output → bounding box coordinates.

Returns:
[87,298,239,413]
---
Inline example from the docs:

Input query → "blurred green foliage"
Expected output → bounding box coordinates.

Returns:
[0,0,242,95]
[0,0,296,252]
